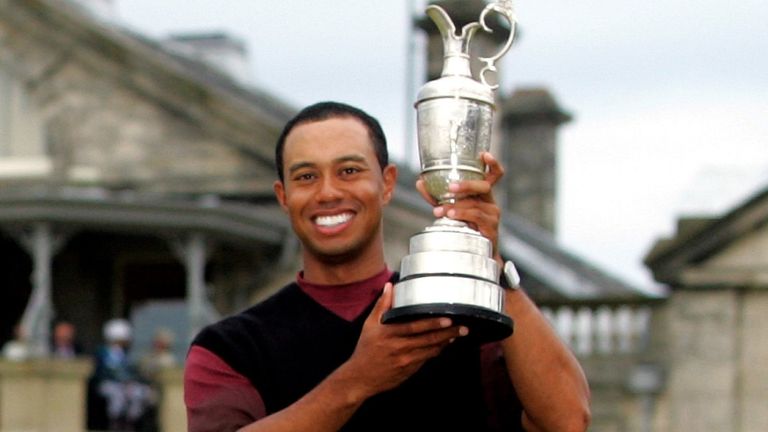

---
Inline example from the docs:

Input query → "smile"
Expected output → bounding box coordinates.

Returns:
[314,212,353,228]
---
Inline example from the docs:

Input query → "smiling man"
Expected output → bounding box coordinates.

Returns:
[274,114,396,275]
[184,102,591,432]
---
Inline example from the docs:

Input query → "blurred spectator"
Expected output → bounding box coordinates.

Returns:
[51,320,83,359]
[91,318,153,431]
[137,328,178,432]
[2,323,29,361]
[139,327,177,382]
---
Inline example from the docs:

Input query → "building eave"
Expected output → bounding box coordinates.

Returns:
[0,190,288,247]
[645,187,768,284]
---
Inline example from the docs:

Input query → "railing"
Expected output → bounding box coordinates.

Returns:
[541,303,665,432]
[0,304,661,432]
[541,304,653,357]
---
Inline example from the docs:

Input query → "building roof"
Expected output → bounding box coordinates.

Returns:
[5,0,297,169]
[500,213,656,306]
[645,185,768,285]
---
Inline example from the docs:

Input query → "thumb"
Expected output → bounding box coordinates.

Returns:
[372,282,393,323]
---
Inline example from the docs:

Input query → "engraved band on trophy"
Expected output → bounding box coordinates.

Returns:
[382,0,517,343]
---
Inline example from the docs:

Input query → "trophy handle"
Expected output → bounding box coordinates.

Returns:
[477,0,517,89]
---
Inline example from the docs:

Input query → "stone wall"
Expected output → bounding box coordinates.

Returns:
[662,290,739,430]
[0,358,92,431]
[0,0,283,194]
[533,298,768,432]
[740,290,768,430]
[654,288,768,432]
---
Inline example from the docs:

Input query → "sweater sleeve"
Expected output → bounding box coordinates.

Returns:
[184,345,267,432]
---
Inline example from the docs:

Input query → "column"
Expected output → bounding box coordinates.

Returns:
[171,232,219,343]
[15,223,66,358]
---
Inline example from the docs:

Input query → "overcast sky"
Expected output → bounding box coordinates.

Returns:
[112,0,768,291]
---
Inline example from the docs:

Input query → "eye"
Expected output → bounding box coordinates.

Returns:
[292,172,316,182]
[339,165,366,178]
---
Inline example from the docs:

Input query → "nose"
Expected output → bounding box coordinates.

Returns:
[316,175,343,203]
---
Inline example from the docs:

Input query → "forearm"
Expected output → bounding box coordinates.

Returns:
[501,290,591,432]
[237,364,369,432]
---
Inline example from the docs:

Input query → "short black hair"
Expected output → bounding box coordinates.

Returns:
[275,101,389,182]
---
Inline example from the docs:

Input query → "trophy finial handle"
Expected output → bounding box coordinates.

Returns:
[478,0,517,89]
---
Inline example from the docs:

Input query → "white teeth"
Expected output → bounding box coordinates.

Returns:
[315,213,352,227]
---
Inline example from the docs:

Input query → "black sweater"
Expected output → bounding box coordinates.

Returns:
[193,281,522,431]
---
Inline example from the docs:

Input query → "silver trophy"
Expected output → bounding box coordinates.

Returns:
[383,1,517,342]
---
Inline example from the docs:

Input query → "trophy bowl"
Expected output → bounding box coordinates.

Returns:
[418,97,492,204]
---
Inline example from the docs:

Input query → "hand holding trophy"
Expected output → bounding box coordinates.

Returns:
[382,0,518,343]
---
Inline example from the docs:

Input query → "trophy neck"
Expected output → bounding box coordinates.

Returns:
[427,217,481,236]
[426,5,481,80]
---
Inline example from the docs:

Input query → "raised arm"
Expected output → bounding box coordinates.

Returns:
[417,152,591,432]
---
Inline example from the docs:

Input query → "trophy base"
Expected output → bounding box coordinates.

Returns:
[382,303,513,343]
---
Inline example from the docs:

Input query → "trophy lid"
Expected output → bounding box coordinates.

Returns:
[416,5,494,105]
[415,1,517,106]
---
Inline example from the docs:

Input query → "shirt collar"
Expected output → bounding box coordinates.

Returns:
[297,268,393,321]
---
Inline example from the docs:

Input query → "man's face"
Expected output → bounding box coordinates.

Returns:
[274,117,396,264]
[54,323,74,343]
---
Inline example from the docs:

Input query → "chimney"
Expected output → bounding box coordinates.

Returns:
[163,32,253,84]
[499,87,572,234]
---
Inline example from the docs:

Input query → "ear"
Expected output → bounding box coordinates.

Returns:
[273,180,288,212]
[381,164,398,205]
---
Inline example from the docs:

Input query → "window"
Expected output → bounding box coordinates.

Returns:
[0,64,50,178]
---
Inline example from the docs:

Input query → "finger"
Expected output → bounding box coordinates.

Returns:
[450,201,500,223]
[482,152,504,186]
[406,325,470,351]
[447,200,499,223]
[448,181,492,202]
[401,342,451,364]
[387,316,454,337]
[415,178,439,206]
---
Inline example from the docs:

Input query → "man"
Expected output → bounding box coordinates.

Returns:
[51,320,83,359]
[92,319,153,431]
[184,102,590,431]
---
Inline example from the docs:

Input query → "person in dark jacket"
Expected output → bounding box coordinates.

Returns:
[92,319,152,431]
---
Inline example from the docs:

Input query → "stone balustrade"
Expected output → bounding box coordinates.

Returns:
[157,366,186,432]
[0,304,663,432]
[0,358,92,432]
[542,304,654,357]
